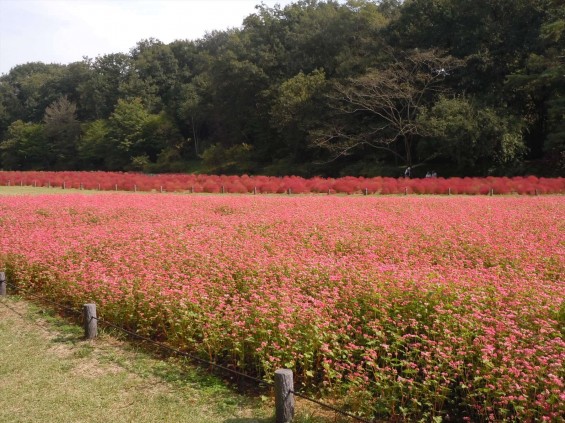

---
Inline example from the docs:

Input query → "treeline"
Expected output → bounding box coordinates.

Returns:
[0,0,563,178]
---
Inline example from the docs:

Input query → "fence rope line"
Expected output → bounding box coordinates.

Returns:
[2,280,374,422]
[3,281,272,387]
[91,314,273,387]
[3,285,83,317]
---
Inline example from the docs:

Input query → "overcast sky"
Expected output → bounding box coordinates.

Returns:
[0,0,295,75]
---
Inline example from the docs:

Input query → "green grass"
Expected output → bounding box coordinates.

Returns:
[0,297,273,423]
[0,185,92,195]
[0,297,341,423]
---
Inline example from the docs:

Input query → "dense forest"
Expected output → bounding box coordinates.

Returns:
[0,0,563,178]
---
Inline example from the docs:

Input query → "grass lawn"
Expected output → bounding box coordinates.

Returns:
[0,186,88,195]
[0,297,338,423]
[0,297,276,423]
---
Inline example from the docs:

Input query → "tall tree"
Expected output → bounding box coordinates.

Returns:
[0,120,48,169]
[105,98,150,170]
[127,39,180,113]
[43,96,81,169]
[418,96,526,174]
[77,53,133,120]
[312,49,463,166]
[505,0,565,170]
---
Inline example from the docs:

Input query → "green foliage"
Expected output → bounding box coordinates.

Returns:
[43,96,81,169]
[0,0,562,176]
[201,143,256,174]
[77,119,110,170]
[1,120,48,170]
[418,96,526,174]
[272,69,326,126]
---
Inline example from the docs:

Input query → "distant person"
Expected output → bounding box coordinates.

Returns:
[432,171,437,178]
[404,166,411,178]
[425,171,432,178]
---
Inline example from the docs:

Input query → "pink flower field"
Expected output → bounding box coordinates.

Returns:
[1,193,563,421]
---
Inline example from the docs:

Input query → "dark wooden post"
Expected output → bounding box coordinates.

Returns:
[0,272,6,296]
[275,369,294,423]
[83,304,97,339]
[364,188,368,195]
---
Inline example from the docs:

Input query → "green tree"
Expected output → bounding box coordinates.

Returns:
[312,49,463,166]
[126,39,179,113]
[418,96,526,174]
[505,0,565,171]
[0,62,67,124]
[270,69,328,164]
[105,98,150,170]
[43,96,81,169]
[77,119,110,170]
[0,120,48,169]
[77,53,133,120]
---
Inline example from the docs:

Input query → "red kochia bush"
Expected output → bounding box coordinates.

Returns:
[0,171,563,195]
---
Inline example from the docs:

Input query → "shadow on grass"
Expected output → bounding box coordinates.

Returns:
[224,419,272,423]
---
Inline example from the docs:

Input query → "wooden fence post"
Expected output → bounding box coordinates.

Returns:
[0,272,6,296]
[275,369,294,423]
[83,304,97,339]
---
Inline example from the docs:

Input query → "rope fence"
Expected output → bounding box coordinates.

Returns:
[0,272,373,423]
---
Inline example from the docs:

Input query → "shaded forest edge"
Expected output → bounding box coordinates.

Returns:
[1,0,564,178]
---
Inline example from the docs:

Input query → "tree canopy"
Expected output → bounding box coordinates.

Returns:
[1,0,563,177]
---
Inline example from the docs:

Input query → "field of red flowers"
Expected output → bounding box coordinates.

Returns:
[1,170,564,195]
[1,193,563,421]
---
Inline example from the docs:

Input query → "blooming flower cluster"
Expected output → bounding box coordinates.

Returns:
[1,193,563,421]
[1,170,564,195]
